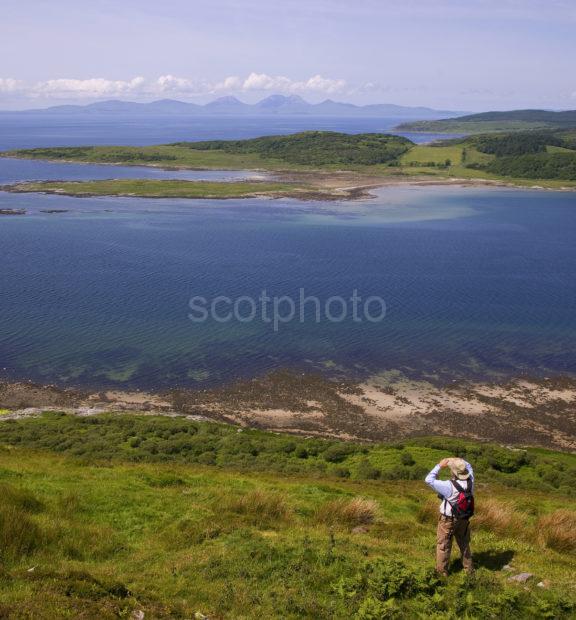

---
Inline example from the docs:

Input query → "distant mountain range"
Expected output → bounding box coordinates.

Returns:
[7,95,464,119]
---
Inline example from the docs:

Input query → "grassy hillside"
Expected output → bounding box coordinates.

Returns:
[0,413,575,618]
[170,132,413,166]
[2,132,413,172]
[396,110,576,134]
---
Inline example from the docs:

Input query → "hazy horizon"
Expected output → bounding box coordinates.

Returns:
[1,0,574,112]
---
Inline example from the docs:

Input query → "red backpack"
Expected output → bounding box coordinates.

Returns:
[447,479,474,519]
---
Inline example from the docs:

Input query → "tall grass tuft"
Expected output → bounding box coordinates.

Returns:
[316,497,379,529]
[415,498,439,524]
[224,490,292,526]
[0,483,44,513]
[0,506,43,561]
[537,510,576,553]
[473,498,523,536]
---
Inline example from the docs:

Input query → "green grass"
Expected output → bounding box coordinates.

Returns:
[5,179,301,199]
[0,414,575,617]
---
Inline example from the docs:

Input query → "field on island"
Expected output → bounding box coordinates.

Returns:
[0,413,575,618]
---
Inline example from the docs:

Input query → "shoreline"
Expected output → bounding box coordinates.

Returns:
[2,173,575,206]
[1,370,574,450]
[3,154,576,197]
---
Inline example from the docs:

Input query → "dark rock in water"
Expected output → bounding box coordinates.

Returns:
[0,208,26,215]
[40,209,69,213]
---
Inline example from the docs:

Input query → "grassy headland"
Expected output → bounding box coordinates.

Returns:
[396,109,576,134]
[0,412,575,618]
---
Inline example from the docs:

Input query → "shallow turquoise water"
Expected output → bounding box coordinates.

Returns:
[1,177,575,390]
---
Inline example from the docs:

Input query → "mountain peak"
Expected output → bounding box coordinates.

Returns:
[206,96,244,106]
[257,94,308,108]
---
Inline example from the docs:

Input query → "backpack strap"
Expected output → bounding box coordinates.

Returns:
[452,479,466,493]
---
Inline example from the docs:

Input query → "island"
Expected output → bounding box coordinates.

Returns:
[396,109,576,134]
[2,130,576,199]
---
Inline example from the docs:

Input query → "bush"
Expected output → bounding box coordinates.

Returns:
[323,444,356,463]
[400,451,415,467]
[334,559,440,603]
[356,459,381,480]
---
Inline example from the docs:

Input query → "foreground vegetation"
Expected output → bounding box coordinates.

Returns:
[0,412,575,618]
[3,130,576,190]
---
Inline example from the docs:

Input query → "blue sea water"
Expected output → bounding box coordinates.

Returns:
[1,177,576,389]
[0,117,574,390]
[0,113,452,150]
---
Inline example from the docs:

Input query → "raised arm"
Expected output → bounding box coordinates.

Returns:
[464,460,474,486]
[425,460,453,498]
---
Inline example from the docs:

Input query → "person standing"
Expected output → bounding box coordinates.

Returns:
[425,457,474,576]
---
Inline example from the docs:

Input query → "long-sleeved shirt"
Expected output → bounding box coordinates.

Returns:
[425,461,474,516]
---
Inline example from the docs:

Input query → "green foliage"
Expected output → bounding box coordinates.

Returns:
[172,131,413,166]
[485,152,576,180]
[0,413,575,494]
[473,132,563,156]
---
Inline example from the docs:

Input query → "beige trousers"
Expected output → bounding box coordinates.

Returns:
[436,515,473,574]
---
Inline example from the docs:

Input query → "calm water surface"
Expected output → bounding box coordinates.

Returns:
[1,167,575,389]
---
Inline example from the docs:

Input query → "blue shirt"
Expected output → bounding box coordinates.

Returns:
[425,461,474,515]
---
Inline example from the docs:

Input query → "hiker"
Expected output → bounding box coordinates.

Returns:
[425,457,474,576]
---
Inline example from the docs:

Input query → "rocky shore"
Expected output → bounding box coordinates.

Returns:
[1,370,574,450]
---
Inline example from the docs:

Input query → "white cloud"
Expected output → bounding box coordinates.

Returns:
[239,72,347,94]
[33,77,147,98]
[0,73,351,102]
[0,78,24,93]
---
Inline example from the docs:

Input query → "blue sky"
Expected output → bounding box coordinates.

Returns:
[1,0,575,110]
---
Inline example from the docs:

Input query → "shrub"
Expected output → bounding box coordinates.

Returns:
[333,559,440,606]
[400,451,415,467]
[316,497,378,528]
[323,444,356,463]
[356,459,381,480]
[537,510,576,553]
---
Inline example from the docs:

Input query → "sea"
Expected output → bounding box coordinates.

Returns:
[0,114,575,390]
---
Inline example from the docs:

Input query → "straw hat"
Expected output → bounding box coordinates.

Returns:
[448,458,470,480]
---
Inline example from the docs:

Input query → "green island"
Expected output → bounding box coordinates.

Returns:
[3,130,576,200]
[0,179,319,200]
[396,110,576,134]
[0,411,575,618]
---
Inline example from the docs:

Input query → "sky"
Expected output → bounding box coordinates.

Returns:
[1,0,575,111]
